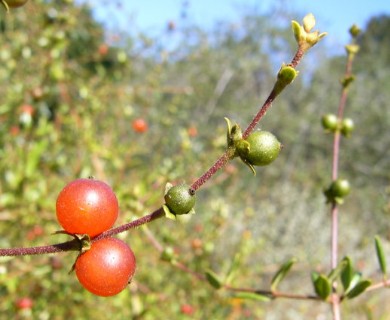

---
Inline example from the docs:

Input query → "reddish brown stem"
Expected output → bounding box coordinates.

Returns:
[92,207,164,241]
[191,45,306,190]
[329,46,355,320]
[0,45,307,257]
[0,208,165,257]
[0,238,81,257]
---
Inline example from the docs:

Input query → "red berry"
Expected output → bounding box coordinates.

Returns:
[16,297,33,310]
[10,126,20,136]
[75,237,136,297]
[132,118,148,133]
[19,104,35,116]
[187,126,198,137]
[98,43,109,56]
[56,178,119,237]
[180,304,195,315]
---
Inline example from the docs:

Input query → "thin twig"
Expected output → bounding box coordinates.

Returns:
[329,42,355,320]
[1,45,307,257]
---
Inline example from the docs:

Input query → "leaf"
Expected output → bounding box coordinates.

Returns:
[225,252,241,285]
[270,257,297,291]
[341,256,354,291]
[346,272,362,295]
[291,20,302,42]
[234,292,271,302]
[375,236,387,276]
[311,272,331,300]
[162,204,176,220]
[164,183,173,196]
[205,269,222,290]
[328,259,348,282]
[345,279,372,299]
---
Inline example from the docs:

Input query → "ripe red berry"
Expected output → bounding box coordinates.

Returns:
[181,304,195,315]
[132,118,148,133]
[187,125,198,137]
[19,104,35,116]
[75,237,136,297]
[56,178,119,237]
[98,43,109,56]
[15,297,33,310]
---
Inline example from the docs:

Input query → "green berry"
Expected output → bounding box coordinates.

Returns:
[341,118,354,137]
[324,179,351,203]
[330,179,351,197]
[239,131,281,166]
[321,114,338,132]
[164,184,195,215]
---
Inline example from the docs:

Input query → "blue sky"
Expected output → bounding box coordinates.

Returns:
[88,0,390,52]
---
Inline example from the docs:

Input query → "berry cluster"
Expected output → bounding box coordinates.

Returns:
[55,178,136,297]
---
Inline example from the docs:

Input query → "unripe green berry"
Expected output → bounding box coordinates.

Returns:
[321,114,338,132]
[239,131,281,166]
[324,179,351,204]
[341,118,354,137]
[164,184,195,215]
[330,179,351,197]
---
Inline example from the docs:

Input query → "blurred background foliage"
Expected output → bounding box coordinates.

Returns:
[0,0,389,319]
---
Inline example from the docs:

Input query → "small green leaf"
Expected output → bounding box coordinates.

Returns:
[312,272,331,300]
[345,279,372,299]
[328,259,348,282]
[162,204,176,220]
[164,183,173,196]
[225,252,241,285]
[291,20,302,43]
[225,117,233,146]
[341,256,354,291]
[187,208,196,215]
[205,269,222,290]
[74,234,91,253]
[225,117,242,152]
[271,257,297,291]
[375,236,387,276]
[345,272,363,296]
[234,292,271,302]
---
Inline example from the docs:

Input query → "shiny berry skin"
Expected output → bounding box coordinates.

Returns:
[75,238,136,297]
[340,118,354,137]
[132,118,148,133]
[165,184,195,215]
[329,179,351,198]
[321,114,338,132]
[241,131,281,166]
[56,179,119,237]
